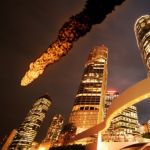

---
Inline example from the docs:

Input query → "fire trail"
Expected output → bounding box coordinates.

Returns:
[21,0,125,86]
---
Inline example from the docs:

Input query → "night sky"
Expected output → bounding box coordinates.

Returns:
[0,0,150,142]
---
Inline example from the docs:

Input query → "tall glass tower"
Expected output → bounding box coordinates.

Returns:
[134,15,150,76]
[69,45,108,141]
[104,90,119,118]
[103,90,140,142]
[9,95,51,149]
[1,129,17,150]
[43,114,64,146]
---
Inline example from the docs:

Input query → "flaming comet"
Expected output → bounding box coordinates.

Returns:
[21,0,125,86]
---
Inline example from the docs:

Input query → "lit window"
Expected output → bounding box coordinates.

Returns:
[141,22,145,27]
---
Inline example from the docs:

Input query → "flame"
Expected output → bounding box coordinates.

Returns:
[21,40,72,86]
[21,0,125,86]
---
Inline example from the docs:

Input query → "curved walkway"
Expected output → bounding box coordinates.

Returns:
[71,77,150,142]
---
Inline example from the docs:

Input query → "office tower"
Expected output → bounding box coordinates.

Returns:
[103,90,140,142]
[146,120,150,132]
[104,90,119,118]
[134,15,150,76]
[103,90,119,141]
[43,114,64,146]
[1,129,17,150]
[9,95,51,149]
[112,106,140,141]
[142,120,150,133]
[69,45,108,143]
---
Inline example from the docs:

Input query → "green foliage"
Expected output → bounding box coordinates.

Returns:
[142,133,150,139]
[49,144,85,150]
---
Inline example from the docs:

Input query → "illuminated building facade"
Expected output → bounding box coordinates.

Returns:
[111,106,140,141]
[104,90,119,118]
[30,141,39,150]
[147,120,150,132]
[134,15,150,76]
[103,90,140,142]
[103,90,119,140]
[9,95,51,149]
[1,129,17,150]
[69,45,108,143]
[142,120,150,133]
[43,114,64,147]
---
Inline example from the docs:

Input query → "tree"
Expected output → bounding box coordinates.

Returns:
[142,133,150,139]
[59,123,77,145]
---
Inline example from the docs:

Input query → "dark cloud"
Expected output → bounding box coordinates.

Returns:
[0,0,149,142]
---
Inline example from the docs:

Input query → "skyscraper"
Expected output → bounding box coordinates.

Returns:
[104,90,119,118]
[103,90,140,142]
[43,114,64,147]
[111,106,140,141]
[134,15,150,76]
[1,129,17,150]
[9,95,51,149]
[69,45,108,143]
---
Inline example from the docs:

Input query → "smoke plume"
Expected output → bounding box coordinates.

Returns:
[21,0,125,86]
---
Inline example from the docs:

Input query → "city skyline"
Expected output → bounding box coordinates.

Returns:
[0,0,150,143]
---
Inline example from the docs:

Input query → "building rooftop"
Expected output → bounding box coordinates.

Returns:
[39,94,52,102]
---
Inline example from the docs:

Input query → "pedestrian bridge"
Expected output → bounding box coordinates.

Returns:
[70,77,150,142]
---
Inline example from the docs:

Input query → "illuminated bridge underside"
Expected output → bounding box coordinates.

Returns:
[70,77,150,142]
